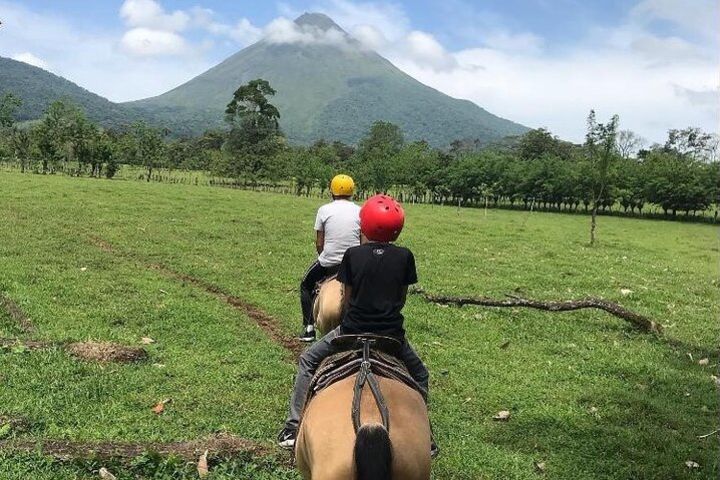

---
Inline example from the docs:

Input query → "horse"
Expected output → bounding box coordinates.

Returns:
[312,275,343,335]
[295,338,431,480]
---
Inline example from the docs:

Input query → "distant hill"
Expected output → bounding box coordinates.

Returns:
[0,56,137,127]
[0,13,529,146]
[127,13,529,146]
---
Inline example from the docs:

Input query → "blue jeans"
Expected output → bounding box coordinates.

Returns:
[284,326,429,429]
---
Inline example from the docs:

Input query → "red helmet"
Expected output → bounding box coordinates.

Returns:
[360,194,405,242]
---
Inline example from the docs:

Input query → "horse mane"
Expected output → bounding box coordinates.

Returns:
[354,423,393,480]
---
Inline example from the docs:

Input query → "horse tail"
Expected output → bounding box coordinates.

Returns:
[354,423,393,480]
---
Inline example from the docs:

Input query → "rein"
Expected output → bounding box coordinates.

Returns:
[351,338,391,433]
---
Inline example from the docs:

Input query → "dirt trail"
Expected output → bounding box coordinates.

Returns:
[0,291,34,332]
[0,338,147,363]
[0,433,276,461]
[88,236,304,360]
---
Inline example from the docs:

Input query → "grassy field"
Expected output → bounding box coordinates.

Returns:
[0,171,717,479]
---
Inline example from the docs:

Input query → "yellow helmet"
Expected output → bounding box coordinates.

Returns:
[330,174,355,196]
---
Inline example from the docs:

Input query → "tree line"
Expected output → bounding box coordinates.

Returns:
[0,83,718,224]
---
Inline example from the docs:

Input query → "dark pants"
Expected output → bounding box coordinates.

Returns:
[300,261,339,326]
[284,326,429,429]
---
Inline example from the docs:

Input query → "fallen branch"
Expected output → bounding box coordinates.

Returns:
[697,429,719,439]
[420,291,662,334]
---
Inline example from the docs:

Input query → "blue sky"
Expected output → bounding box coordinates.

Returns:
[0,0,717,143]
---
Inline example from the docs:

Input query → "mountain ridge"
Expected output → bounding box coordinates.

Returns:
[0,56,138,127]
[128,13,528,145]
[1,12,529,146]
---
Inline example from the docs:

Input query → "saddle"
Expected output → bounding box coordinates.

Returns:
[302,334,425,433]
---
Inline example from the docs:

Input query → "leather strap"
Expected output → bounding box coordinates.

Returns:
[351,339,391,433]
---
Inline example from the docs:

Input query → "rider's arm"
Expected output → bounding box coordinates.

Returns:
[315,230,324,254]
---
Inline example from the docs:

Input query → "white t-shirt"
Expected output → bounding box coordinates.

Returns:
[314,199,361,267]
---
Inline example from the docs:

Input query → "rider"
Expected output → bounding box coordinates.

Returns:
[298,174,361,342]
[279,194,435,455]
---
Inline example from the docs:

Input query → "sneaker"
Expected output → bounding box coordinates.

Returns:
[277,427,297,449]
[299,325,316,342]
[430,439,440,458]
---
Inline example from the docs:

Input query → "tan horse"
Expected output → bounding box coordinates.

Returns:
[295,374,431,480]
[313,276,343,335]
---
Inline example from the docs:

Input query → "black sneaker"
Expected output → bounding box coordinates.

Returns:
[277,427,297,449]
[299,325,316,342]
[431,439,440,458]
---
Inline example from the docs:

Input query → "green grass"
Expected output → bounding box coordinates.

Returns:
[0,171,717,479]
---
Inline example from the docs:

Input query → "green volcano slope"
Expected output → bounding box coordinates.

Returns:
[0,56,137,128]
[128,13,528,145]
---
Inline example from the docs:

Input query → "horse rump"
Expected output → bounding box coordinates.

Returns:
[354,423,393,480]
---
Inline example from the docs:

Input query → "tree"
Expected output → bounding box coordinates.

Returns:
[615,157,646,214]
[223,79,283,183]
[643,149,711,216]
[0,93,22,129]
[393,141,440,202]
[706,134,720,163]
[665,127,714,161]
[584,110,619,245]
[10,127,32,173]
[518,128,573,161]
[615,130,645,159]
[119,122,168,181]
[34,100,92,174]
[352,121,404,194]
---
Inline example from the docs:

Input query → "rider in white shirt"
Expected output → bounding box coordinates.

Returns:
[299,174,360,342]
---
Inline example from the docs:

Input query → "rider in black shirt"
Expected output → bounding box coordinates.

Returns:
[338,242,417,338]
[278,194,434,456]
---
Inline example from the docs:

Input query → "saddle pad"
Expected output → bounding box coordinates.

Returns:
[302,349,424,413]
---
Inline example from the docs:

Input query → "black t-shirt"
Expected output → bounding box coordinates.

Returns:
[336,242,418,338]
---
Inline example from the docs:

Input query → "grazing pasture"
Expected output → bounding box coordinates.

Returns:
[0,172,717,479]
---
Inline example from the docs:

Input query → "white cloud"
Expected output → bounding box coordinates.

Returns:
[226,18,264,45]
[0,1,212,101]
[190,6,262,46]
[117,0,265,55]
[673,85,719,108]
[631,0,719,41]
[11,52,49,69]
[391,38,717,143]
[352,24,387,50]
[119,0,189,32]
[630,34,707,63]
[120,27,188,56]
[355,0,718,143]
[482,31,544,54]
[401,31,457,71]
[263,17,348,46]
[308,0,410,43]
